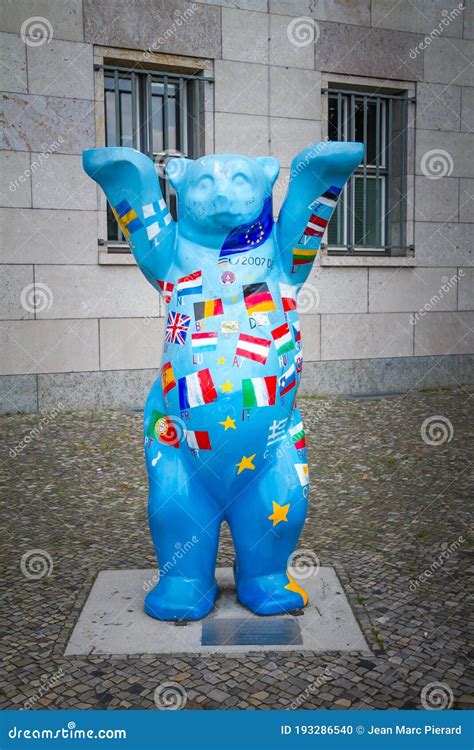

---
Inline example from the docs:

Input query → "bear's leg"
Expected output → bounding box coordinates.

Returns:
[227,436,309,616]
[144,448,222,621]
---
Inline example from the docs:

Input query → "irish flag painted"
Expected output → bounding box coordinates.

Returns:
[289,421,306,450]
[178,368,217,410]
[191,332,218,352]
[279,283,297,312]
[271,322,295,355]
[242,376,277,408]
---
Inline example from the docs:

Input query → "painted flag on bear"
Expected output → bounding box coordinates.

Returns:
[292,320,301,343]
[303,213,328,238]
[289,421,306,451]
[157,279,174,303]
[112,199,143,239]
[142,199,172,246]
[161,361,176,395]
[177,270,202,297]
[236,333,271,365]
[186,430,212,451]
[193,298,224,320]
[271,322,295,356]
[165,310,191,345]
[219,196,273,258]
[295,462,309,487]
[147,409,180,447]
[279,283,298,312]
[242,283,276,315]
[279,362,297,395]
[312,185,342,210]
[178,368,218,410]
[191,332,218,352]
[292,247,319,266]
[242,376,277,408]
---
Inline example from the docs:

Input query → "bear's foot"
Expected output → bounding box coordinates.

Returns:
[144,576,218,621]
[236,572,308,616]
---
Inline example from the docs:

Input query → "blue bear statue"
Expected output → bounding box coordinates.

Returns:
[83,140,363,621]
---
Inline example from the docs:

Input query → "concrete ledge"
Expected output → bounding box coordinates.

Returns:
[65,567,370,656]
[0,355,472,413]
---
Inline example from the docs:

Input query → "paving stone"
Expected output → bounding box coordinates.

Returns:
[0,390,471,710]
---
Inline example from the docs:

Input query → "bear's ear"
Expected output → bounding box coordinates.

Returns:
[166,157,192,191]
[256,156,280,188]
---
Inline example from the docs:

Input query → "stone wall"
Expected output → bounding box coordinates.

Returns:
[1,0,473,412]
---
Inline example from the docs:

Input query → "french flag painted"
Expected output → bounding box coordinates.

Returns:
[178,368,218,410]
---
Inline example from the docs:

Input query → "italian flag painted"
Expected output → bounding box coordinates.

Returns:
[242,376,277,408]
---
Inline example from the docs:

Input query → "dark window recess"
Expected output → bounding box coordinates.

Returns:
[99,64,211,248]
[324,87,414,256]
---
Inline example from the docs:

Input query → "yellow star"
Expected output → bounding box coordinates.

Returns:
[285,572,308,606]
[247,274,253,280]
[268,501,290,526]
[219,416,236,431]
[220,380,233,393]
[236,454,256,474]
[217,357,226,365]
[231,295,238,302]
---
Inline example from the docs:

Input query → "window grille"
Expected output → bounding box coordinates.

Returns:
[323,87,414,256]
[97,63,211,248]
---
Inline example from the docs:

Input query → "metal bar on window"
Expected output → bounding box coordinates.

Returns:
[113,69,121,146]
[386,97,393,251]
[163,75,170,204]
[95,63,214,83]
[375,95,381,247]
[131,72,137,149]
[194,77,200,158]
[363,96,367,246]
[400,99,407,250]
[321,87,414,101]
[347,94,355,250]
[178,77,186,155]
[337,92,343,246]
[146,73,153,158]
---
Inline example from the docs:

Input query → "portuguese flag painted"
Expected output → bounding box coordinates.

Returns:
[147,409,180,447]
[242,376,277,408]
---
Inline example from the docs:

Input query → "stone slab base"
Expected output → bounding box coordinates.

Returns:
[65,567,370,656]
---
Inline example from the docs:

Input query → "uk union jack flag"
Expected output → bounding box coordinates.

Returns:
[165,311,191,345]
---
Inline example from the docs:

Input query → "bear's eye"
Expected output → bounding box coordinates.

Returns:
[198,175,214,190]
[232,172,249,186]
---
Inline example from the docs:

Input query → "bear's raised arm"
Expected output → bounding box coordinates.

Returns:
[83,147,176,294]
[276,141,364,283]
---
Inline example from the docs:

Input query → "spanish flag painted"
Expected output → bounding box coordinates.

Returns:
[161,361,176,396]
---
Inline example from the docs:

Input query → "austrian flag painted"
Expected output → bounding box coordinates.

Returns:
[271,322,295,356]
[236,334,271,365]
[178,368,218,410]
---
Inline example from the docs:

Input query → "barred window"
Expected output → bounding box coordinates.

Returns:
[98,64,209,248]
[324,87,414,257]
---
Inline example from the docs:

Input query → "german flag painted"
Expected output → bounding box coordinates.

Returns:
[193,298,224,320]
[292,247,318,266]
[242,283,276,315]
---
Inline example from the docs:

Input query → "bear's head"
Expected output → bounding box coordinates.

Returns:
[167,154,280,236]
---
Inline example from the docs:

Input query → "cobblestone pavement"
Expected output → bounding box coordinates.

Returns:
[1,388,472,711]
